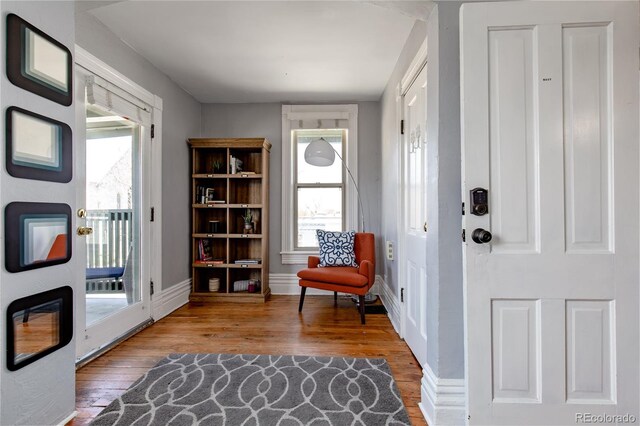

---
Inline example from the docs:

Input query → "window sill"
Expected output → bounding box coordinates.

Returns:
[280,251,318,265]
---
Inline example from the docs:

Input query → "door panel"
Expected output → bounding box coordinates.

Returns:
[565,300,613,403]
[461,2,638,424]
[491,299,540,402]
[402,65,428,367]
[489,27,539,253]
[563,25,611,252]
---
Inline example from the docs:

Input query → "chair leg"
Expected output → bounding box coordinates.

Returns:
[359,295,366,325]
[298,287,307,313]
[334,291,338,307]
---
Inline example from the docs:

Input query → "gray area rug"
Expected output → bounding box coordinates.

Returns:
[91,353,411,426]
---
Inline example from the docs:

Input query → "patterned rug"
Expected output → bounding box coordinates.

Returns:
[90,353,411,426]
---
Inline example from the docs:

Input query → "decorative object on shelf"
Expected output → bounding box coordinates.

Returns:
[304,137,365,231]
[208,220,220,233]
[6,14,73,106]
[4,202,71,273]
[6,286,73,371]
[205,188,215,203]
[208,278,220,292]
[229,155,243,174]
[211,160,222,173]
[6,107,72,183]
[241,208,253,233]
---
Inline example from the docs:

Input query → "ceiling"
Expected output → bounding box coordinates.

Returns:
[84,1,423,103]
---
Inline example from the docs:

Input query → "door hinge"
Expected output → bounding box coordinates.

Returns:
[150,207,155,222]
[462,229,466,242]
[400,288,404,303]
[150,280,154,296]
[150,124,155,139]
[400,119,405,135]
[462,202,465,215]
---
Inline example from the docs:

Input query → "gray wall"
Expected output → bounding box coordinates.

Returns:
[76,11,201,290]
[201,102,382,274]
[379,4,465,380]
[1,2,77,424]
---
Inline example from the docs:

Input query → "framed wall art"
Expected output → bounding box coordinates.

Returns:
[6,13,73,106]
[6,107,72,183]
[4,202,72,273]
[6,286,73,371]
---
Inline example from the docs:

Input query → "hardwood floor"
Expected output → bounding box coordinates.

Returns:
[71,295,426,425]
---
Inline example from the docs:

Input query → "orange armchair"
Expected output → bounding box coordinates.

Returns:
[297,233,375,324]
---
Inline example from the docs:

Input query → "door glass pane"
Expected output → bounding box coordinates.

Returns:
[297,187,342,248]
[85,104,140,326]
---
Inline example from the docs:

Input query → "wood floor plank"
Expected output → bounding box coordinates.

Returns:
[70,295,427,425]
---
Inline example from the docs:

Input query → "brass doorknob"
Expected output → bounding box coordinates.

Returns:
[77,226,93,236]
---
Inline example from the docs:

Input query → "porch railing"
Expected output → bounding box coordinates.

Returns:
[86,209,133,293]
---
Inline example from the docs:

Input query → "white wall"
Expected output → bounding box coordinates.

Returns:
[75,10,202,290]
[0,2,77,424]
[201,102,382,275]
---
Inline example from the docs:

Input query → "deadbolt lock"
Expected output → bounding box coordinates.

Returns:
[77,208,87,218]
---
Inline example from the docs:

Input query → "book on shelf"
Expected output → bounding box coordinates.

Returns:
[234,259,262,264]
[198,239,213,261]
[195,258,224,265]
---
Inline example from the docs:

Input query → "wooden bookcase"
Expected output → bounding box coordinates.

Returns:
[187,138,271,302]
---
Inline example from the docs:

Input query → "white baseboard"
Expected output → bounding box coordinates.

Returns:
[419,363,466,426]
[377,276,401,335]
[269,273,382,296]
[152,279,191,321]
[56,411,77,426]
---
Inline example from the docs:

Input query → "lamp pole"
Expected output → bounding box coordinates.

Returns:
[332,149,365,232]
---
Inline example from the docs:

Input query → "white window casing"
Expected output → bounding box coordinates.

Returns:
[281,104,358,265]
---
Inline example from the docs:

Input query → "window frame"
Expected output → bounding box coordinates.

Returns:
[293,129,347,250]
[281,104,358,264]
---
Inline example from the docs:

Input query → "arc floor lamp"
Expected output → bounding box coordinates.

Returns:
[303,137,365,232]
[304,137,377,304]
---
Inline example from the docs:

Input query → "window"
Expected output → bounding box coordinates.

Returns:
[295,130,346,248]
[281,105,358,264]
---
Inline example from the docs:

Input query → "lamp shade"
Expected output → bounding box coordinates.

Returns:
[304,138,336,167]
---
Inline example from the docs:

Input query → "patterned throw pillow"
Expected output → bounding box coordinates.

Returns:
[316,230,358,267]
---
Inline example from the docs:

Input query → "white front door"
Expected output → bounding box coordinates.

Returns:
[461,2,639,424]
[74,58,153,360]
[402,65,428,366]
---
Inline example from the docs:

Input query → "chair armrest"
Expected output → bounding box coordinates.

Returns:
[308,256,321,268]
[358,260,375,285]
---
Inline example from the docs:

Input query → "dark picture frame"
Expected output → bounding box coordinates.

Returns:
[4,202,72,273]
[6,13,73,106]
[6,286,73,371]
[6,106,72,183]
